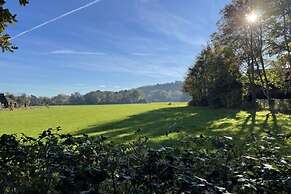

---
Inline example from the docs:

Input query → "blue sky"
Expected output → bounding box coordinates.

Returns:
[2,0,229,96]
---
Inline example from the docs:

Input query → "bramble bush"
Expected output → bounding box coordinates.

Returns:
[0,128,290,194]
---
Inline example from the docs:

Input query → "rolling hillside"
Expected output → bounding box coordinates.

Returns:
[135,81,191,102]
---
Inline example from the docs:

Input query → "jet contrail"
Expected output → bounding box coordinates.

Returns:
[11,0,102,40]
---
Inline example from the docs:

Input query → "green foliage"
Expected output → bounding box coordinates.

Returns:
[0,0,29,52]
[184,46,242,108]
[185,0,291,110]
[2,82,191,107]
[4,90,146,107]
[83,90,146,105]
[4,82,189,107]
[0,128,290,193]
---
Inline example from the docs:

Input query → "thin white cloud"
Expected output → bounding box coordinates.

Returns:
[137,3,207,47]
[11,0,102,40]
[50,49,106,55]
[61,59,185,79]
[131,52,152,56]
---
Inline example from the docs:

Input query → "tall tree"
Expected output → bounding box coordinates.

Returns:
[267,0,291,67]
[185,0,291,112]
[218,0,283,110]
[184,44,242,108]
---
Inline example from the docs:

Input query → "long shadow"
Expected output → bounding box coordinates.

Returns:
[263,113,270,130]
[74,106,289,145]
[242,109,257,133]
[270,111,278,130]
[75,106,241,145]
[238,108,285,138]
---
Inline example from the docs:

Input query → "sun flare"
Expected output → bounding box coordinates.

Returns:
[246,12,258,23]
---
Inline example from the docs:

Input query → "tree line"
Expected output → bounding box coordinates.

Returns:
[184,0,291,111]
[4,90,146,107]
[2,81,191,107]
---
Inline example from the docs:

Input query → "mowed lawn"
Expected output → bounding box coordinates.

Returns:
[0,103,290,144]
[0,103,182,136]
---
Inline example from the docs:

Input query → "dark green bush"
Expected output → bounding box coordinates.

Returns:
[0,128,290,194]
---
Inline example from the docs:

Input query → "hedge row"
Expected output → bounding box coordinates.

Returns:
[0,128,290,194]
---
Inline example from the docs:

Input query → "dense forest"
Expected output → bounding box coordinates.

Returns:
[184,0,291,112]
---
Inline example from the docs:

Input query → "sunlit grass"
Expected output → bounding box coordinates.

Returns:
[0,103,290,145]
[0,103,185,136]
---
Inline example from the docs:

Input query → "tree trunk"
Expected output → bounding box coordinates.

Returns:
[249,28,257,109]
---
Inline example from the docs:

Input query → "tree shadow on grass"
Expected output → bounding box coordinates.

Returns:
[262,112,278,131]
[74,106,288,145]
[236,108,286,139]
[238,109,257,135]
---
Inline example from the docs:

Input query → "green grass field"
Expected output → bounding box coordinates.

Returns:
[0,103,290,144]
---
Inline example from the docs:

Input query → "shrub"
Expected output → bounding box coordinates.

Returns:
[0,128,290,193]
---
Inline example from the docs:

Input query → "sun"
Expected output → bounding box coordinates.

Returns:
[246,12,258,23]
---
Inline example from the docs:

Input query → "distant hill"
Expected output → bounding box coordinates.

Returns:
[2,81,190,106]
[135,81,191,102]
